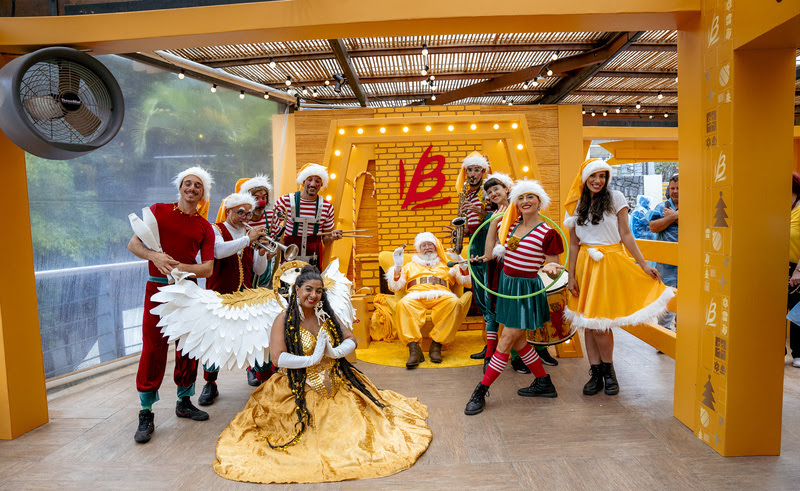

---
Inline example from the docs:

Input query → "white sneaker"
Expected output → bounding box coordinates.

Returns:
[793,358,800,368]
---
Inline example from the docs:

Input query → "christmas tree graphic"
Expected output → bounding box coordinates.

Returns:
[701,374,716,411]
[713,192,729,227]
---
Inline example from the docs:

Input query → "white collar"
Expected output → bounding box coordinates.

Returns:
[412,254,440,268]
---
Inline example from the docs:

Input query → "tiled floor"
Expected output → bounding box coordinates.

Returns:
[2,330,799,490]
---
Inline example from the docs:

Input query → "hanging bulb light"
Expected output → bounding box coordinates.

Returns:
[421,65,429,76]
[591,110,596,117]
[431,94,437,101]
[615,107,621,113]
[324,80,330,86]
[178,69,185,80]
[239,90,245,99]
[285,75,292,86]
[635,101,641,109]
[501,96,507,104]
[531,77,539,87]
[508,99,513,106]
[523,81,530,90]
[421,43,428,57]
[210,84,217,93]
[602,110,607,116]
[429,75,435,81]
[546,67,553,77]
[263,92,270,100]
[269,57,276,68]
[649,114,654,119]
[582,109,586,114]
[657,90,663,99]
[311,88,318,97]
[664,112,669,118]
[551,50,560,61]
[302,86,309,96]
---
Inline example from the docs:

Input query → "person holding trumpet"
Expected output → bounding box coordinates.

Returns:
[198,191,276,406]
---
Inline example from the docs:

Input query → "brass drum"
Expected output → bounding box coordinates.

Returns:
[526,271,578,346]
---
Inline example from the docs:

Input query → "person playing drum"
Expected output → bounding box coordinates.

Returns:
[563,159,675,396]
[464,179,564,415]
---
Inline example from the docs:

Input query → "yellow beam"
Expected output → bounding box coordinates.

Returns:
[0,0,700,54]
[733,1,800,50]
[600,140,679,164]
[583,126,678,141]
[636,239,678,267]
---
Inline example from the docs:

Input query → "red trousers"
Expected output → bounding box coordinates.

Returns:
[136,281,199,393]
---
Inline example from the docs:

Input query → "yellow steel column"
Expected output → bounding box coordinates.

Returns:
[676,0,798,455]
[0,130,48,439]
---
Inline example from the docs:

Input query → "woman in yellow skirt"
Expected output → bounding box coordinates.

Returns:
[213,265,432,483]
[564,159,675,396]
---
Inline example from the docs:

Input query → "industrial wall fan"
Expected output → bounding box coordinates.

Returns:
[0,47,124,160]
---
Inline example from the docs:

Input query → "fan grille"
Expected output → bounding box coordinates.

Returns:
[19,59,114,144]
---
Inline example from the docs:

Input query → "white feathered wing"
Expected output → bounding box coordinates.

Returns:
[322,259,356,331]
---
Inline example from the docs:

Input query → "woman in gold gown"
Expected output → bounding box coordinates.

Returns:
[213,266,432,484]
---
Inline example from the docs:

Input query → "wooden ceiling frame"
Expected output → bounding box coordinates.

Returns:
[328,38,369,107]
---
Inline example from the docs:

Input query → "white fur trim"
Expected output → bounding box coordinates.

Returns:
[492,243,506,259]
[385,266,406,291]
[223,192,257,211]
[461,153,490,170]
[296,163,330,188]
[581,160,612,183]
[173,166,213,200]
[486,172,513,190]
[509,179,551,211]
[411,254,440,268]
[414,232,438,252]
[403,290,456,301]
[239,175,273,197]
[564,287,676,331]
[563,214,577,228]
[454,267,472,287]
[586,248,604,261]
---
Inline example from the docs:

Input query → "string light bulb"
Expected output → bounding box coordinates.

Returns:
[582,109,586,114]
[615,107,621,113]
[448,125,454,131]
[178,69,185,80]
[546,67,553,76]
[517,143,523,150]
[635,101,641,109]
[285,75,292,86]
[357,128,363,134]
[431,94,437,101]
[523,165,530,172]
[429,75,435,81]
[657,90,663,99]
[421,43,428,56]
[523,81,530,90]
[508,99,513,106]
[421,65,428,76]
[325,195,332,201]
[324,80,330,86]
[425,125,432,132]
[379,127,386,133]
[551,50,560,61]
[664,112,669,118]
[330,173,337,179]
[501,96,507,104]
[301,86,309,96]
[263,92,270,100]
[403,126,409,133]
[511,122,518,129]
[591,110,596,117]
[602,110,608,116]
[338,128,345,135]
[210,84,217,93]
[470,124,477,130]
[531,78,539,87]
[334,150,341,156]
[493,123,500,130]
[269,57,276,68]
[239,91,245,99]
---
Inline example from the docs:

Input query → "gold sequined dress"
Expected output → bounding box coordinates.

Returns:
[213,327,432,484]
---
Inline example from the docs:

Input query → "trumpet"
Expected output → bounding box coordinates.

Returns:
[243,223,299,261]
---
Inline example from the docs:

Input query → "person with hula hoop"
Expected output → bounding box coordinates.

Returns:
[564,159,675,396]
[465,179,565,415]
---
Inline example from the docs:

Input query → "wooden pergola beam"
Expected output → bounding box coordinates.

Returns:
[199,42,676,68]
[537,31,644,105]
[328,38,369,107]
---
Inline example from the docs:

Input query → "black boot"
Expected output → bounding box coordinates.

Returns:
[134,409,155,444]
[517,374,558,398]
[511,356,531,374]
[197,382,218,406]
[464,383,490,415]
[175,397,209,421]
[537,347,559,366]
[470,345,487,359]
[247,368,262,387]
[602,361,620,395]
[583,364,604,395]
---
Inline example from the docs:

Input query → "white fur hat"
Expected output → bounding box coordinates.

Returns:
[414,231,438,251]
[296,163,330,188]
[173,166,213,200]
[509,179,551,211]
[581,159,612,183]
[461,151,490,170]
[485,172,514,190]
[240,175,273,196]
[223,192,257,211]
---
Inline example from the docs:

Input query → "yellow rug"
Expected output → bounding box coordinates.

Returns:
[355,330,485,368]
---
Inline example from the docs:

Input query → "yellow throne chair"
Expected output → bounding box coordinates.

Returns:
[375,251,473,351]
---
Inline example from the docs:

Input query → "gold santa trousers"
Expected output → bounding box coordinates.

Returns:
[565,243,675,331]
[396,290,460,345]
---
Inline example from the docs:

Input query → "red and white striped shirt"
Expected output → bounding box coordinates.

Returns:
[465,187,483,231]
[275,193,335,238]
[247,207,272,229]
[500,220,564,278]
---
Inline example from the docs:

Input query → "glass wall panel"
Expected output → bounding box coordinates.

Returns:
[26,55,281,378]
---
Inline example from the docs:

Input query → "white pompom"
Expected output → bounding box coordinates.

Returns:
[587,248,604,261]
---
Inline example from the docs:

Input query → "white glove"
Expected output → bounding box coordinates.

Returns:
[447,251,463,264]
[392,246,405,268]
[325,337,356,359]
[277,330,328,369]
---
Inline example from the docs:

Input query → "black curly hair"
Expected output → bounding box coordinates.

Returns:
[267,265,384,450]
[575,170,614,226]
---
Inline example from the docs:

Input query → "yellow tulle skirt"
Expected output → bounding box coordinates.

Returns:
[213,369,432,484]
[565,243,675,331]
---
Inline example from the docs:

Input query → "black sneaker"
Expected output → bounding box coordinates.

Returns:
[197,382,218,406]
[176,397,209,421]
[537,347,559,366]
[134,409,154,444]
[517,374,558,398]
[511,356,531,374]
[247,368,262,387]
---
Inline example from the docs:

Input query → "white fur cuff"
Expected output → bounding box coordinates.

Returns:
[492,243,506,259]
[403,290,456,301]
[385,266,406,291]
[454,266,472,287]
[563,214,577,229]
[587,248,604,261]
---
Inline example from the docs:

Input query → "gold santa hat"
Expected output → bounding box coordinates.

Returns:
[455,151,490,191]
[296,163,330,189]
[563,158,612,216]
[173,166,213,219]
[413,232,448,263]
